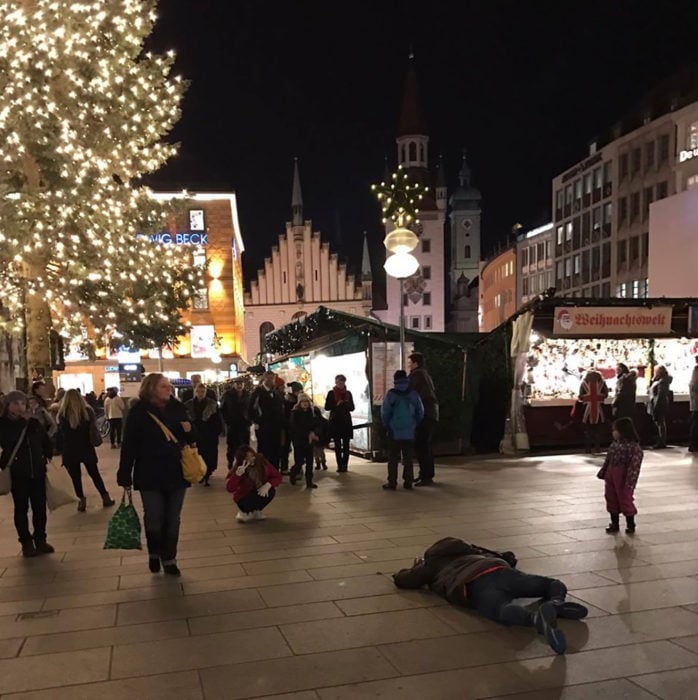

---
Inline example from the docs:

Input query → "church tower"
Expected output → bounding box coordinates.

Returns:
[448,150,482,301]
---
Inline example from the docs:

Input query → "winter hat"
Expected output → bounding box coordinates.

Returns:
[4,391,28,405]
[294,393,313,407]
[287,381,303,393]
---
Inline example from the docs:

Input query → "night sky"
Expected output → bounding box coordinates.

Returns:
[147,0,698,286]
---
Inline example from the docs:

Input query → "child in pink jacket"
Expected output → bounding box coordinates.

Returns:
[597,417,643,534]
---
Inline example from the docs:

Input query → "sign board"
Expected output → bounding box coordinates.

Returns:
[149,232,208,245]
[553,306,673,336]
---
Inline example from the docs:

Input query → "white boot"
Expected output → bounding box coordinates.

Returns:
[236,511,253,523]
[252,510,267,521]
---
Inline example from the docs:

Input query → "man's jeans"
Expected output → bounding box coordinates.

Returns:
[140,488,187,564]
[415,417,436,481]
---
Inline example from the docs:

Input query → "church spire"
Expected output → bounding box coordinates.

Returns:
[436,154,447,211]
[458,148,471,187]
[397,54,427,138]
[291,157,303,226]
[361,232,372,281]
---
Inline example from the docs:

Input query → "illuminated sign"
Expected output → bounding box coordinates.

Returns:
[553,306,672,336]
[679,148,698,163]
[149,232,209,245]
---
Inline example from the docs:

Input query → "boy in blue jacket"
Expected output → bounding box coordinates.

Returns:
[381,370,424,490]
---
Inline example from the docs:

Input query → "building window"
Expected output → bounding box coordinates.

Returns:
[593,167,602,189]
[408,142,417,161]
[314,269,318,281]
[422,239,431,253]
[619,197,627,224]
[259,322,274,350]
[630,192,640,221]
[645,141,655,169]
[556,226,563,245]
[688,174,698,189]
[573,254,581,274]
[423,265,431,280]
[189,209,205,231]
[464,245,471,258]
[564,258,572,277]
[565,222,572,241]
[632,280,640,298]
[556,261,563,280]
[565,185,573,204]
[400,144,406,162]
[555,190,563,210]
[521,248,528,267]
[603,202,612,224]
[592,207,601,231]
[192,250,206,269]
[603,161,612,185]
[574,179,582,200]
[617,240,627,265]
[402,293,408,307]
[282,271,287,284]
[631,148,641,175]
[656,181,668,200]
[617,283,627,298]
[423,292,431,306]
[545,240,552,259]
[584,172,592,194]
[690,122,698,149]
[659,133,670,162]
[522,277,529,295]
[643,187,653,220]
[424,316,432,330]
[411,317,420,329]
[619,153,628,180]
[629,236,640,261]
[193,288,209,310]
[419,144,425,162]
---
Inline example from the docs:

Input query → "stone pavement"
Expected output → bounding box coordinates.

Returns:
[0,445,697,699]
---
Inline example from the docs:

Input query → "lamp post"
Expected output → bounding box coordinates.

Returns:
[372,166,427,370]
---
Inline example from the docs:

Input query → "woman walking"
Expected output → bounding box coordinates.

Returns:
[324,374,355,472]
[104,387,125,449]
[117,373,196,576]
[185,383,222,486]
[57,389,115,512]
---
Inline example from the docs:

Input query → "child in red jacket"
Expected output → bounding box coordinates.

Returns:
[226,445,282,523]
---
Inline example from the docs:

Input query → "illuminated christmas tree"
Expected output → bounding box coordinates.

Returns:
[0,0,202,382]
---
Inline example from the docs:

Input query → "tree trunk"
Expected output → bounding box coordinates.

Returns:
[22,260,54,395]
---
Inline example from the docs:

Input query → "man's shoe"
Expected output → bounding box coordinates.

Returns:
[414,479,434,487]
[34,540,55,555]
[552,600,588,620]
[306,481,318,489]
[382,483,397,490]
[534,602,567,654]
[148,557,161,573]
[21,540,38,558]
[289,472,298,485]
[163,563,181,577]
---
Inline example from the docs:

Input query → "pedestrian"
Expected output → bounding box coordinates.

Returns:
[407,352,439,485]
[380,370,424,490]
[227,445,282,522]
[249,371,285,469]
[578,368,609,454]
[84,391,98,410]
[647,365,672,449]
[313,406,329,471]
[597,417,642,534]
[281,382,303,474]
[117,373,196,577]
[29,380,57,441]
[324,374,354,472]
[220,377,250,468]
[57,389,115,512]
[0,391,55,557]
[689,357,698,453]
[184,383,222,486]
[104,386,125,449]
[48,387,65,455]
[393,537,588,655]
[612,363,637,420]
[289,393,321,488]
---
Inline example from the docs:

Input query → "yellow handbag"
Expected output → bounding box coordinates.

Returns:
[148,412,207,484]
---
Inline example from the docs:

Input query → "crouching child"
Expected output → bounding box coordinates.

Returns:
[227,445,282,523]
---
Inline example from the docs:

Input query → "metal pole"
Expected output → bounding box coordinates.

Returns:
[399,277,405,370]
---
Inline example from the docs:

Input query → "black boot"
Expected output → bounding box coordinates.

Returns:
[625,515,636,534]
[21,539,38,558]
[34,538,55,555]
[605,513,620,534]
[306,478,318,489]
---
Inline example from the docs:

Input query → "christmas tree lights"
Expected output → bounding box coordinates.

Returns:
[0,0,202,377]
[371,164,427,229]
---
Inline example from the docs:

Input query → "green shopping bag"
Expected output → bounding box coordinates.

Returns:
[104,489,142,550]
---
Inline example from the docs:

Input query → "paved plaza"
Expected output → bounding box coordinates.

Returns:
[0,445,697,699]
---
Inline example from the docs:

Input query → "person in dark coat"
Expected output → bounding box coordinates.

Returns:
[249,372,285,468]
[647,365,672,448]
[220,377,250,468]
[324,374,354,472]
[380,370,424,490]
[57,389,115,512]
[612,363,637,420]
[0,391,55,557]
[407,352,439,485]
[117,373,197,577]
[289,394,322,488]
[393,537,588,655]
[578,368,609,454]
[185,383,222,486]
[280,382,303,474]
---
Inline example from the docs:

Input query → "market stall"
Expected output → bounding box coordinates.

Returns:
[507,297,698,448]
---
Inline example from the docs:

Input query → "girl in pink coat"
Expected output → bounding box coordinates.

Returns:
[597,417,643,534]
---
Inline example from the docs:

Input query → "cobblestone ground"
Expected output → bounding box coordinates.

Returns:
[0,444,696,699]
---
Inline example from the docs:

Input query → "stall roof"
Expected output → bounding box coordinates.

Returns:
[263,306,476,358]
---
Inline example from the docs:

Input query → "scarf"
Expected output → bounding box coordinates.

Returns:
[333,386,347,403]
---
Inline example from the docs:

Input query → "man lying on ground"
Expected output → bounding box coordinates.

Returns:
[393,537,588,654]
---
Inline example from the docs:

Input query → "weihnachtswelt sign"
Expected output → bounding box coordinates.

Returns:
[553,306,673,336]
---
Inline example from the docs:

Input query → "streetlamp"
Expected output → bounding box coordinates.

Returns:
[372,166,427,369]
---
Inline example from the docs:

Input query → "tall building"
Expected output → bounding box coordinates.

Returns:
[244,160,372,361]
[552,73,698,300]
[516,223,554,307]
[479,246,517,332]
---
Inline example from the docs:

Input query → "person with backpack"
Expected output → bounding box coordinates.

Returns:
[380,370,424,490]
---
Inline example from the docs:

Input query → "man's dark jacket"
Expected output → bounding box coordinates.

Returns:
[0,416,53,479]
[393,537,517,606]
[250,385,285,430]
[220,389,250,426]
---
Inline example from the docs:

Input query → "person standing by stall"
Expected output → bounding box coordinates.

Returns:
[612,363,637,420]
[325,374,355,473]
[407,353,439,486]
[289,393,321,488]
[281,382,303,475]
[688,356,698,453]
[57,389,115,512]
[220,377,250,469]
[185,383,222,486]
[250,371,285,468]
[104,387,126,449]
[579,368,609,455]
[647,365,672,449]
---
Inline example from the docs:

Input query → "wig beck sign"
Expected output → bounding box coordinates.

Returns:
[553,306,673,337]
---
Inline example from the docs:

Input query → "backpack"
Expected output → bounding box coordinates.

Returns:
[390,392,414,433]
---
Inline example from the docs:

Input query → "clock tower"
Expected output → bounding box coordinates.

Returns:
[448,151,481,302]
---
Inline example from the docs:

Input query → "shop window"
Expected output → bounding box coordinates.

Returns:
[656,181,668,199]
[464,245,471,258]
[630,192,640,221]
[619,153,628,180]
[659,133,670,162]
[423,265,431,280]
[422,239,431,253]
[424,316,432,330]
[193,288,209,310]
[259,322,274,349]
[645,141,655,169]
[423,292,432,306]
[411,317,420,329]
[631,148,641,175]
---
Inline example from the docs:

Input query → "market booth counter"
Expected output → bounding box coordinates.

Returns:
[262,307,479,459]
[508,297,698,449]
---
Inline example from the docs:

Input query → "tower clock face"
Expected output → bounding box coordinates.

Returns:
[462,218,472,230]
